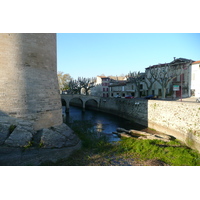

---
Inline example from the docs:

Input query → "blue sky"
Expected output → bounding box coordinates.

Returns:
[57,33,200,79]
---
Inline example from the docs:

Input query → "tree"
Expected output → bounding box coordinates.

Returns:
[57,71,72,92]
[148,60,192,99]
[78,77,96,95]
[68,77,96,95]
[68,79,82,94]
[142,69,157,95]
[126,71,144,97]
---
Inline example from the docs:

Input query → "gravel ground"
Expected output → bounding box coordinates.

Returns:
[44,148,169,166]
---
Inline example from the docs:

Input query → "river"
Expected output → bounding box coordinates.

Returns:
[62,106,147,142]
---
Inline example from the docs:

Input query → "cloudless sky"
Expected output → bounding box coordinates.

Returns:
[57,33,200,79]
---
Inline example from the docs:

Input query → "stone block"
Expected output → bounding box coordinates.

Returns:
[40,128,67,148]
[5,127,33,147]
[0,123,10,145]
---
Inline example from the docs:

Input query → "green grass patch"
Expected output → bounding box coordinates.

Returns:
[65,120,200,166]
[116,138,200,166]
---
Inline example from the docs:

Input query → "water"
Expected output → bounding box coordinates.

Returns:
[62,106,146,142]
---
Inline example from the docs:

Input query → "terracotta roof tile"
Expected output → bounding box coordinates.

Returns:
[192,61,200,64]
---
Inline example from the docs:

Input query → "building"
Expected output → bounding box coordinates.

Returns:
[145,58,193,98]
[91,58,199,99]
[91,75,126,97]
[191,60,200,97]
[90,76,110,97]
[109,80,127,97]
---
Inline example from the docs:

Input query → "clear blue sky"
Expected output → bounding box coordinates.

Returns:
[57,33,200,79]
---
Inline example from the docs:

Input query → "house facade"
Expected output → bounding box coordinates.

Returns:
[145,58,194,98]
[191,61,200,97]
[90,58,199,99]
[90,76,110,97]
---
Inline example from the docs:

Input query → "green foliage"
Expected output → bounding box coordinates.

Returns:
[39,142,44,148]
[23,141,33,149]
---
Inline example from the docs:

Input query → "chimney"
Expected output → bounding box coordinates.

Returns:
[174,57,176,60]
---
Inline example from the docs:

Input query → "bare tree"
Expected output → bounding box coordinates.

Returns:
[68,77,96,95]
[78,77,96,95]
[148,60,192,99]
[68,79,82,94]
[126,71,144,97]
[142,69,157,95]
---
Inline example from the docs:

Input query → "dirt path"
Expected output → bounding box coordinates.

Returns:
[42,148,169,166]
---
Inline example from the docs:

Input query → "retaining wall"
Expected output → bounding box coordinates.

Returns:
[87,98,200,151]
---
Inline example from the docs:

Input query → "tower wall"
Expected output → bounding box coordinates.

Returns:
[0,33,62,130]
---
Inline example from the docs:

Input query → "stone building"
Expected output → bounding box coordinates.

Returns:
[109,81,126,97]
[91,76,126,97]
[144,58,194,98]
[108,58,198,99]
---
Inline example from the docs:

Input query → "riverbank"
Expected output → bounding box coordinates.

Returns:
[41,146,169,166]
[41,120,200,166]
[41,137,200,166]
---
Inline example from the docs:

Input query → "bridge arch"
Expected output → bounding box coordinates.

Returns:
[61,94,100,113]
[69,97,84,109]
[85,99,99,109]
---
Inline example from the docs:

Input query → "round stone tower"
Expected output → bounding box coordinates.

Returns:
[0,33,62,130]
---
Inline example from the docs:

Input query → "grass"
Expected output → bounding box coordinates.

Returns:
[116,138,200,166]
[45,120,200,166]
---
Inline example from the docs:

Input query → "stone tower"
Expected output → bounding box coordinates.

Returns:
[0,33,62,130]
[0,34,81,165]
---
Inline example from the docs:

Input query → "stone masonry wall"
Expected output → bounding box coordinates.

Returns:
[148,100,200,151]
[95,98,200,151]
[0,33,62,130]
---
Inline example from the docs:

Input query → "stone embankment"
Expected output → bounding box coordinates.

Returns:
[86,97,200,152]
[0,121,81,166]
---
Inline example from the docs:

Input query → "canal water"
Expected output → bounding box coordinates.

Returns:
[62,106,147,142]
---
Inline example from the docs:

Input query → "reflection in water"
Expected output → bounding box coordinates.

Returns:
[63,106,146,142]
[95,121,104,132]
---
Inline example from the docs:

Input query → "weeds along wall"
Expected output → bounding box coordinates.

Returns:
[0,33,62,130]
[90,98,200,151]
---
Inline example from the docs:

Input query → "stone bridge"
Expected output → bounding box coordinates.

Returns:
[61,94,101,112]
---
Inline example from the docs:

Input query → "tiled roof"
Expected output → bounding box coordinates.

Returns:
[146,63,169,69]
[192,61,200,64]
[97,76,110,78]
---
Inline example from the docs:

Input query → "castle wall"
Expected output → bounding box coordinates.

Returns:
[0,33,62,130]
